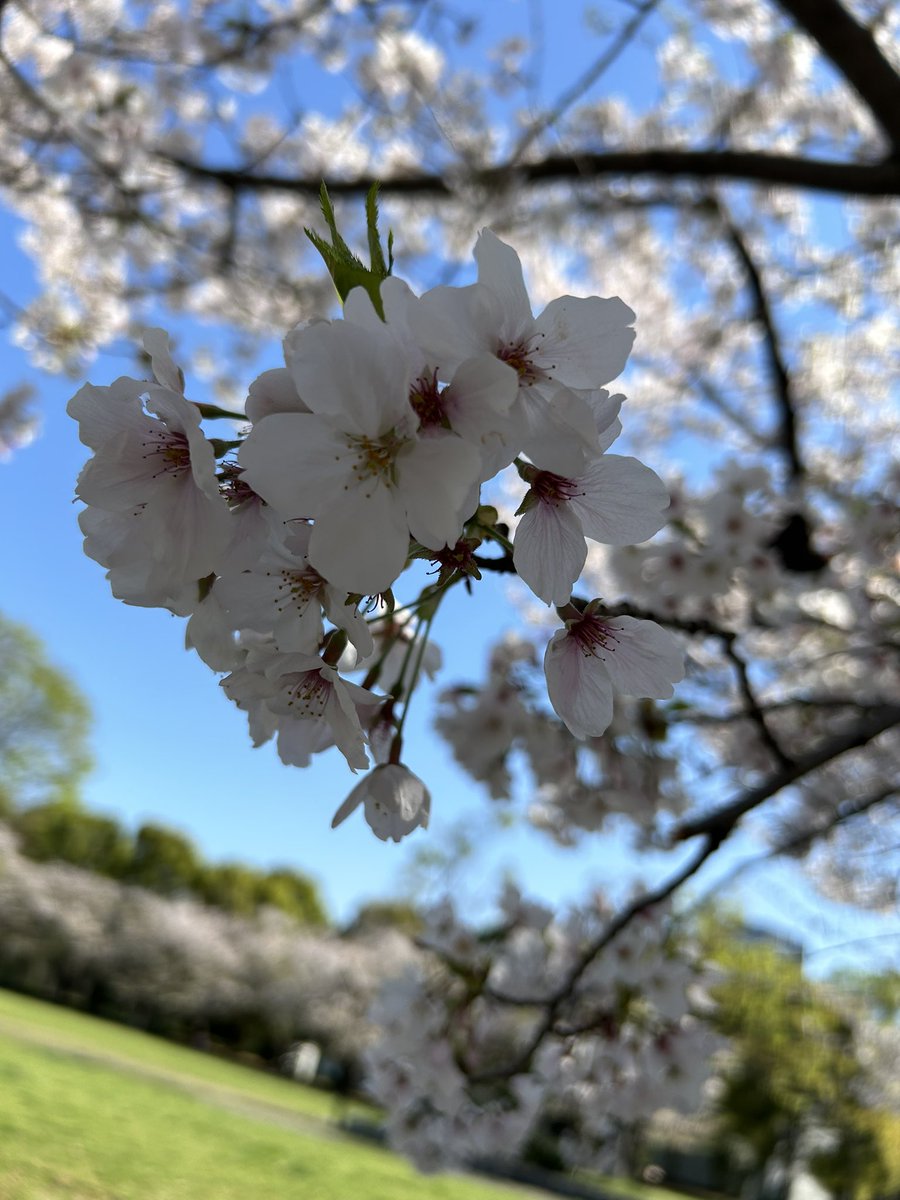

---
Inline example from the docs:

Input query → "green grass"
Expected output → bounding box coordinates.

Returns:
[0,988,542,1199]
[0,986,366,1124]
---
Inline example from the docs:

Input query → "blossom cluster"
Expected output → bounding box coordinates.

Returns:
[69,229,683,836]
[366,885,718,1173]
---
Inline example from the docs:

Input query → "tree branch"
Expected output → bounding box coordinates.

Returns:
[717,206,805,481]
[775,0,900,153]
[683,787,899,914]
[162,148,900,200]
[671,704,900,843]
[723,637,794,769]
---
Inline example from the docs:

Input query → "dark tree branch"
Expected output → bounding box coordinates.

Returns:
[672,704,900,843]
[775,0,900,153]
[768,786,898,858]
[723,637,794,769]
[509,0,660,164]
[162,148,900,200]
[475,707,900,1078]
[478,833,717,1066]
[684,787,899,913]
[717,205,805,481]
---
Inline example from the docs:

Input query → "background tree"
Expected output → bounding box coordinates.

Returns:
[699,912,899,1199]
[0,612,92,815]
[1,0,898,1177]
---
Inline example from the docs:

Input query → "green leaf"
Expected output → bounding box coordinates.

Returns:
[193,402,247,421]
[304,181,394,321]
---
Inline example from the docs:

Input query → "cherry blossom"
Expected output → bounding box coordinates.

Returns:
[239,320,482,595]
[544,609,684,739]
[332,763,431,842]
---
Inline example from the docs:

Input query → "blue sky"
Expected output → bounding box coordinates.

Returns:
[1,1,897,972]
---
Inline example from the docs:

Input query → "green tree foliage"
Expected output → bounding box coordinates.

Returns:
[253,869,328,928]
[0,613,92,813]
[126,822,202,896]
[700,914,895,1199]
[8,801,328,927]
[343,899,424,939]
[14,802,131,878]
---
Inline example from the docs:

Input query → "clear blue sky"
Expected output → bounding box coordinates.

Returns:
[1,1,896,973]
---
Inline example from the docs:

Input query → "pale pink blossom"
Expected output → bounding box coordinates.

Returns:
[544,611,683,739]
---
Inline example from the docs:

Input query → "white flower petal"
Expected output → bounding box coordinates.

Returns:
[594,616,684,699]
[544,629,614,739]
[395,434,481,549]
[411,282,501,377]
[246,367,309,423]
[309,486,409,595]
[571,455,669,546]
[474,229,533,330]
[143,328,184,394]
[514,501,587,606]
[285,320,409,434]
[239,413,346,517]
[535,295,636,388]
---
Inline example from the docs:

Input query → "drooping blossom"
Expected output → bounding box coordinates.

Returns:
[544,609,684,738]
[240,319,482,595]
[411,230,636,475]
[332,763,431,841]
[68,329,231,607]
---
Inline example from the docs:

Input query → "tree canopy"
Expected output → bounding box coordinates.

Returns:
[0,612,92,813]
[1,0,898,1179]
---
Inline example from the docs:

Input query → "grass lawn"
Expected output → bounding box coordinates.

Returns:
[0,988,544,1200]
[0,988,686,1200]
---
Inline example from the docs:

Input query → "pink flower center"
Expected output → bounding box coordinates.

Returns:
[497,333,549,386]
[531,469,584,506]
[284,670,330,719]
[569,614,619,660]
[142,428,191,479]
[409,370,447,428]
[268,566,323,615]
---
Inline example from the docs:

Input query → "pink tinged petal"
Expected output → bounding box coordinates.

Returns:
[544,629,615,739]
[570,455,670,546]
[309,485,410,596]
[410,282,502,377]
[68,377,146,450]
[535,296,636,388]
[444,354,519,445]
[324,589,375,660]
[185,589,240,672]
[238,413,347,517]
[276,714,333,768]
[586,390,625,446]
[142,328,185,393]
[395,434,482,549]
[514,501,587,607]
[519,387,598,477]
[285,321,410,435]
[592,616,684,699]
[246,368,310,423]
[474,229,533,331]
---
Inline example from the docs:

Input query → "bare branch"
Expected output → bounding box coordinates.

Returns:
[672,705,900,843]
[509,0,660,165]
[775,0,900,152]
[717,205,805,481]
[723,637,794,769]
[162,148,900,200]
